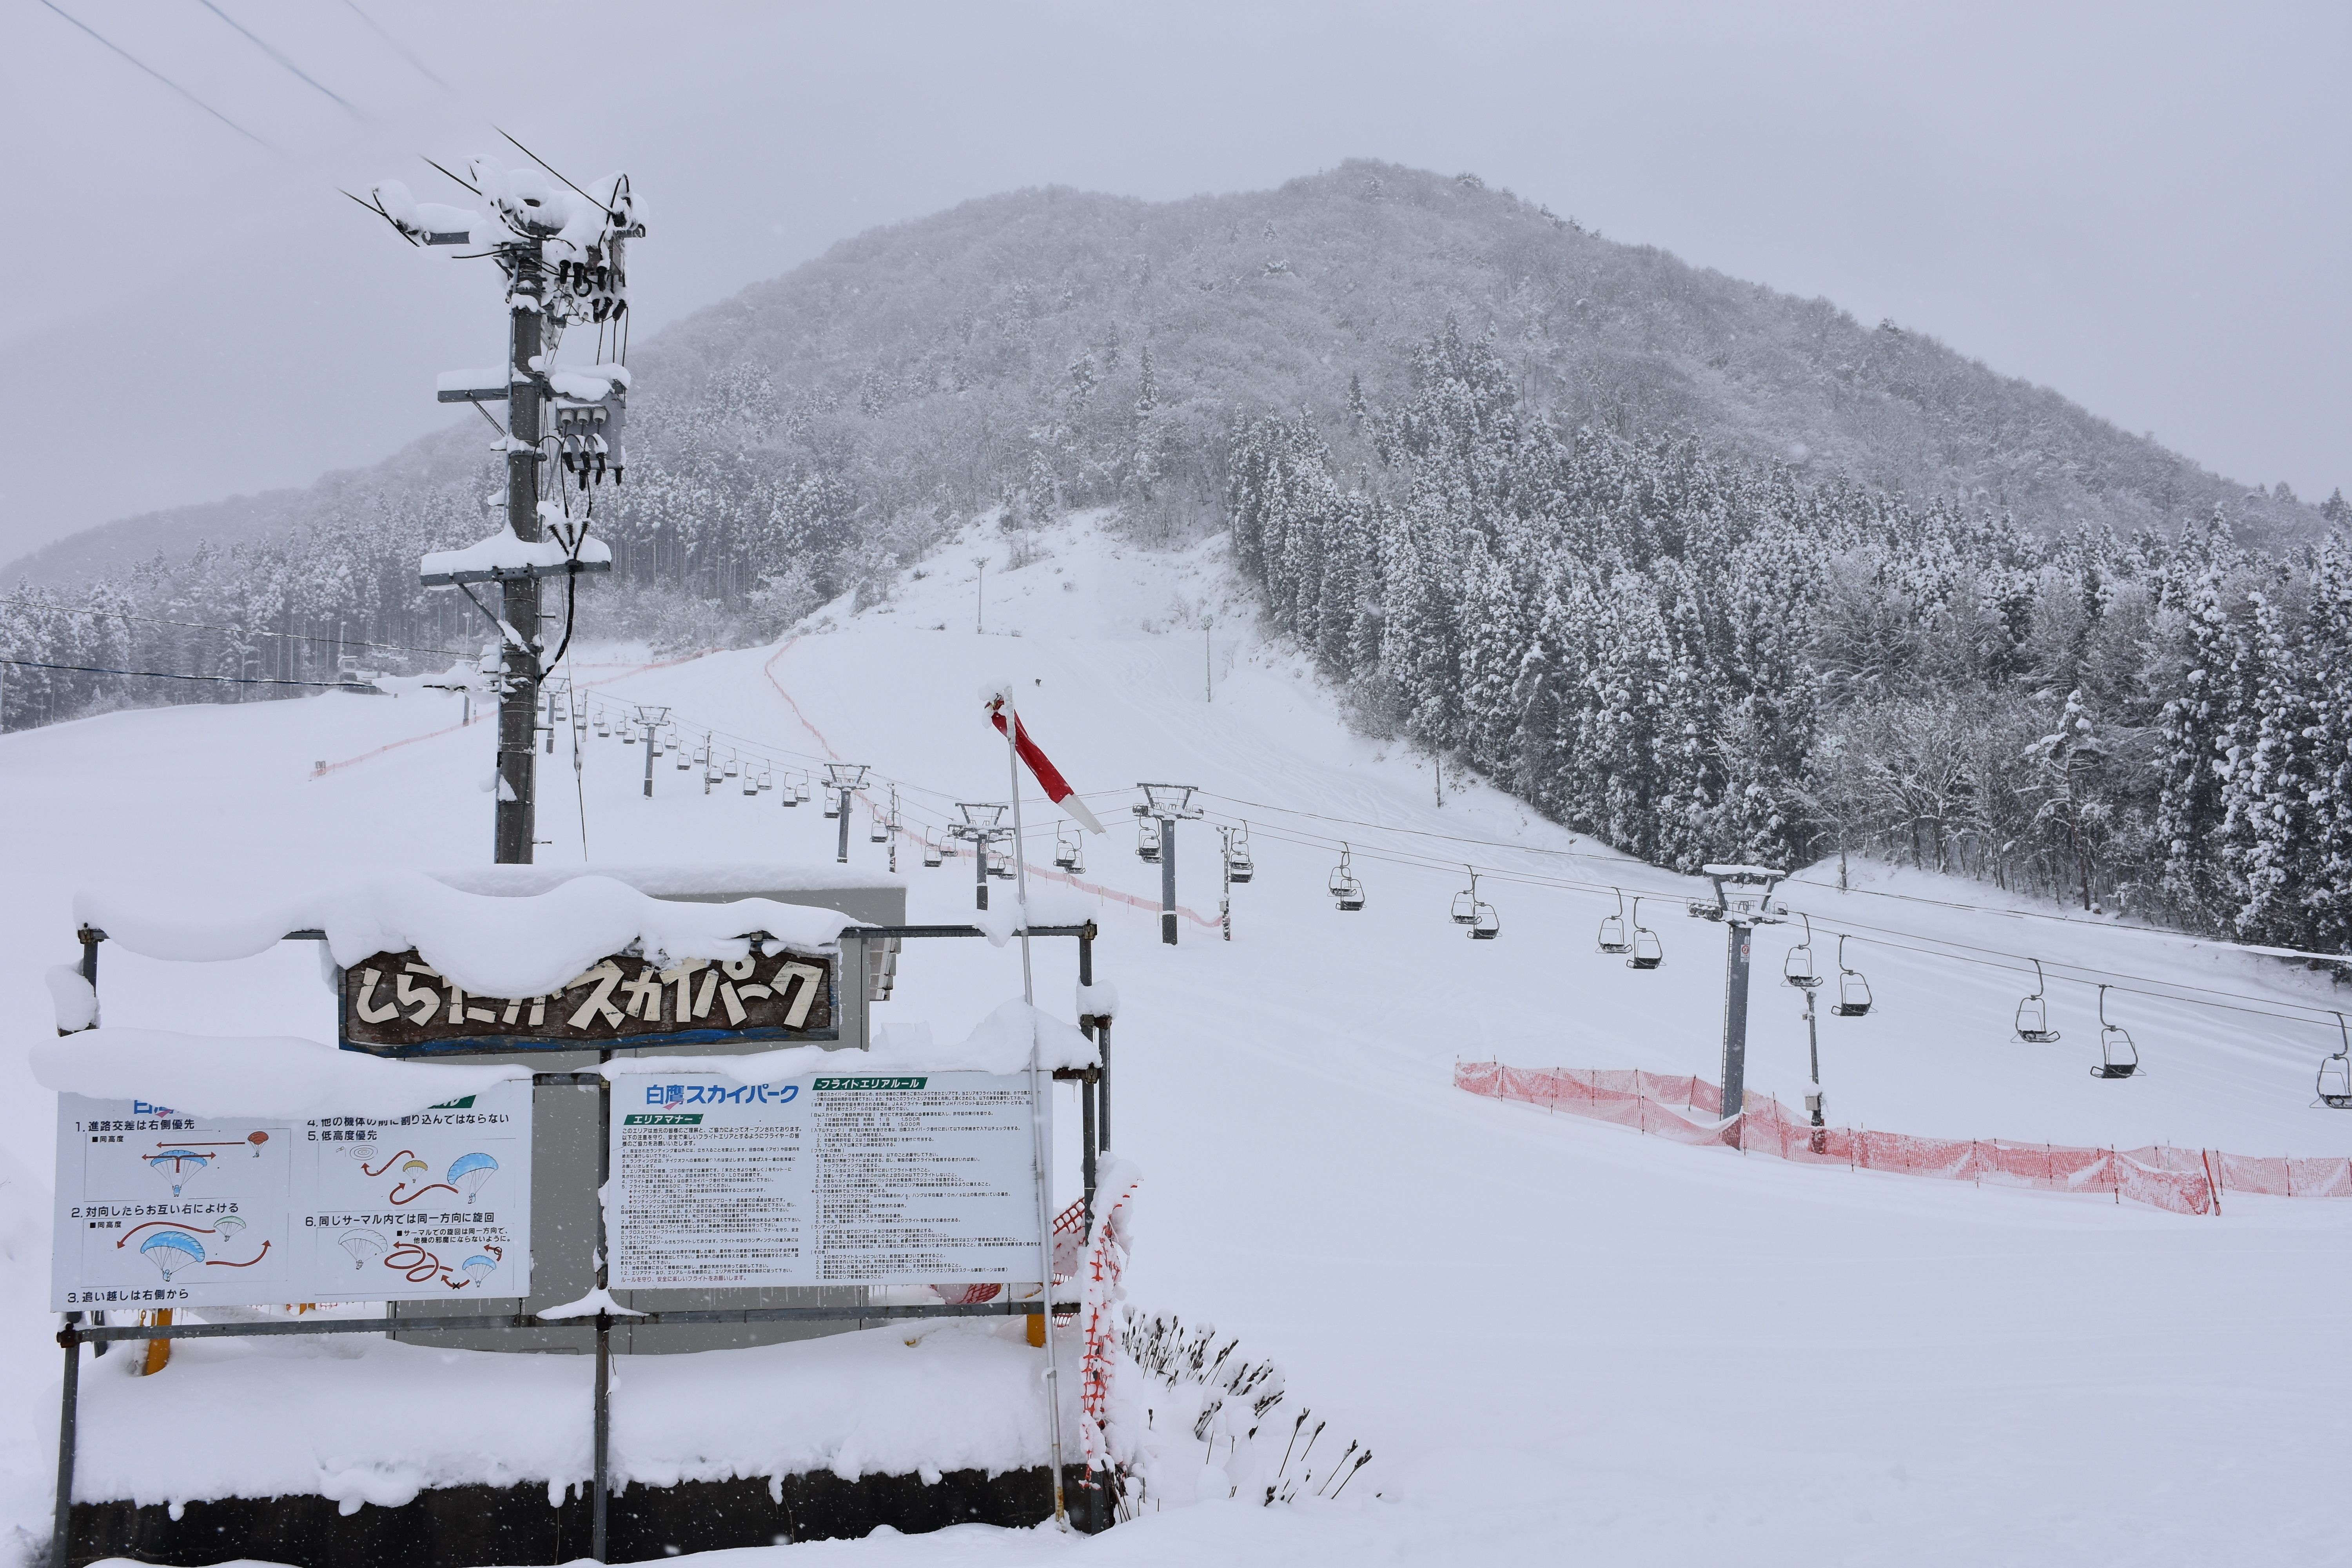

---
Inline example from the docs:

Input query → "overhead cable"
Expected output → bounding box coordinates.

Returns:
[33,0,271,147]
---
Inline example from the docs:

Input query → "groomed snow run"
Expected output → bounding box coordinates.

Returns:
[1,512,2347,1566]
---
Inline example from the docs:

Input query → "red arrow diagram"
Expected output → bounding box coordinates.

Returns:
[388,1182,457,1206]
[361,1150,418,1178]
[203,1240,271,1267]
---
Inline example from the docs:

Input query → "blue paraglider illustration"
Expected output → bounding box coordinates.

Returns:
[140,1230,205,1280]
[446,1152,499,1204]
[460,1254,499,1287]
[147,1149,212,1197]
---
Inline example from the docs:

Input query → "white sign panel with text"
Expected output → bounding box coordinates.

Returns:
[51,1082,533,1310]
[609,1070,1045,1288]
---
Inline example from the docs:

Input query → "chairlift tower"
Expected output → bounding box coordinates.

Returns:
[1690,864,1788,1119]
[825,764,870,863]
[361,146,642,863]
[953,802,1010,911]
[1135,784,1202,946]
[630,705,669,797]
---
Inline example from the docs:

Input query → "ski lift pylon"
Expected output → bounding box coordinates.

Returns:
[1831,935,1872,1017]
[1327,842,1365,911]
[2093,985,2138,1079]
[2318,1013,2352,1109]
[1783,913,1822,989]
[2014,958,2060,1043]
[1626,898,1662,970]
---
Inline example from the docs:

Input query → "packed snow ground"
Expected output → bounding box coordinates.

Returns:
[2,512,2348,1566]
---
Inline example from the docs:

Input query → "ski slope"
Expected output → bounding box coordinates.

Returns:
[1,512,2347,1566]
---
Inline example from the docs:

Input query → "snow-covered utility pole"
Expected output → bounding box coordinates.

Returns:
[1218,824,1234,942]
[1136,784,1202,946]
[1691,865,1788,1119]
[359,142,639,862]
[826,764,869,862]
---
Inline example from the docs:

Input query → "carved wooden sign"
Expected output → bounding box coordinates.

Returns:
[340,946,835,1057]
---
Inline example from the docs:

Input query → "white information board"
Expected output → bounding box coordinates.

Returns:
[51,1082,532,1311]
[610,1069,1045,1287]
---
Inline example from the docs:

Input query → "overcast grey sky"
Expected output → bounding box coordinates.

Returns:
[1,0,2344,559]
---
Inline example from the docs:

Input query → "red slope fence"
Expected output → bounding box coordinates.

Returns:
[1455,1062,2352,1218]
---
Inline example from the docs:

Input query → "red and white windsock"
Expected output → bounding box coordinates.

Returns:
[984,686,1105,834]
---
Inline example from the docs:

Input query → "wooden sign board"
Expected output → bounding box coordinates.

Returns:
[341,947,835,1057]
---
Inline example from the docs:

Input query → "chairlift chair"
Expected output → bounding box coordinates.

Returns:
[780,771,800,806]
[1450,867,1481,926]
[1831,935,1872,1017]
[1328,843,1366,911]
[2093,985,2138,1079]
[921,835,944,868]
[870,813,891,844]
[1469,895,1500,940]
[1626,898,1663,970]
[742,769,759,797]
[988,846,1016,880]
[675,746,691,770]
[1225,824,1255,884]
[758,769,773,792]
[2013,959,2060,1043]
[2318,1014,2352,1109]
[1783,914,1822,989]
[1597,889,1632,955]
[794,775,811,805]
[1136,818,1160,862]
[824,792,840,819]
[621,726,637,744]
[1054,823,1082,871]
[723,755,739,779]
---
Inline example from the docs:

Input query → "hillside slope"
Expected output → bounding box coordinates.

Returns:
[9,161,2318,591]
[0,518,2345,1564]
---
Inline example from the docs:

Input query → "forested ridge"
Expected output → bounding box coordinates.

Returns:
[1229,321,2352,951]
[4,162,2343,949]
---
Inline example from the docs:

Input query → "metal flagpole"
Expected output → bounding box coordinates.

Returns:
[1003,693,1068,1527]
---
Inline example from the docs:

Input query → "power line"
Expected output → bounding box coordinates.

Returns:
[0,657,353,690]
[0,595,464,657]
[339,0,446,89]
[192,0,364,118]
[33,0,270,148]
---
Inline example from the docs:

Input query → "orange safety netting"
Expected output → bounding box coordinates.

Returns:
[1455,1062,2352,1217]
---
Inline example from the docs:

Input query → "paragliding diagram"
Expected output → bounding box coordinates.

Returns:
[51,1082,532,1310]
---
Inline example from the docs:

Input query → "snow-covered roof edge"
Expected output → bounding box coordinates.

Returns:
[74,871,853,999]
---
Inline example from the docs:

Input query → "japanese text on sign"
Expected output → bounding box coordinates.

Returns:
[50,1083,534,1310]
[608,1070,1045,1288]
